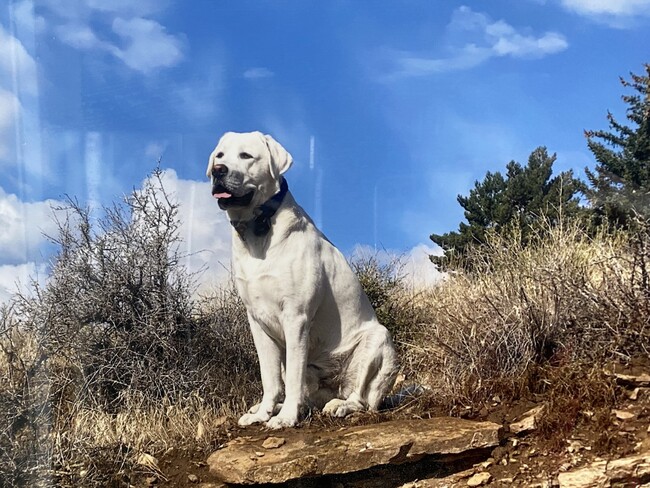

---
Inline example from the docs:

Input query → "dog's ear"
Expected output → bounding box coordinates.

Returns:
[206,147,218,179]
[264,134,293,179]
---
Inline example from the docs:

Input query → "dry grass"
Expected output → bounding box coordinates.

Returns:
[399,219,649,421]
[3,174,650,486]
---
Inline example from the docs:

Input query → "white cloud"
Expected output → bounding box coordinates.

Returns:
[0,262,48,305]
[0,24,38,96]
[55,23,105,50]
[41,2,184,74]
[560,0,650,16]
[243,67,275,79]
[0,186,61,264]
[111,17,184,73]
[383,6,568,80]
[490,28,567,58]
[0,171,232,303]
[401,244,445,288]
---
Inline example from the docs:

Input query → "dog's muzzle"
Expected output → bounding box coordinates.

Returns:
[211,166,254,210]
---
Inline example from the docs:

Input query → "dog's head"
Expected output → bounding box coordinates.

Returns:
[206,131,293,212]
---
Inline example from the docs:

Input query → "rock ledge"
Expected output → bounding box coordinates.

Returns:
[207,417,502,484]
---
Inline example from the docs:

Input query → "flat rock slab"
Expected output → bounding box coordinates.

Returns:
[207,417,502,485]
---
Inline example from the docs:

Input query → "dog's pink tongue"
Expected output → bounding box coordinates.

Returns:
[213,192,232,199]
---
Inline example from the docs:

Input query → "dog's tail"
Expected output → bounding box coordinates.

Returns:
[380,384,426,410]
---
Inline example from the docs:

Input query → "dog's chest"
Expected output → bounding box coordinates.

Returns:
[234,255,287,331]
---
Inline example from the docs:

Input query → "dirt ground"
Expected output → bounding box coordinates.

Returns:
[131,362,650,488]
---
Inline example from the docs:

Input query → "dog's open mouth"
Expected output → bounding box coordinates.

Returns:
[212,183,255,209]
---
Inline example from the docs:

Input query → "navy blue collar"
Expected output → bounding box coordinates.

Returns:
[231,177,288,240]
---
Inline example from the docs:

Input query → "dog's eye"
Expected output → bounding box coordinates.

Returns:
[216,152,224,159]
[239,152,253,160]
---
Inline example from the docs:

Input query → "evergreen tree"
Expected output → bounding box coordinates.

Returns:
[585,64,650,227]
[431,147,584,269]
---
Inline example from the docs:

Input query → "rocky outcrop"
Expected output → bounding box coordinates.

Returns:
[207,417,502,485]
[557,450,650,488]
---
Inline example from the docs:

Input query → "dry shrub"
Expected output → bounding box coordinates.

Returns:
[0,170,257,486]
[195,278,259,406]
[407,219,650,407]
[351,252,408,336]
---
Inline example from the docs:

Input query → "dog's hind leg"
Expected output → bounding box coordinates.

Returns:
[365,344,399,410]
[323,324,398,417]
[305,364,337,410]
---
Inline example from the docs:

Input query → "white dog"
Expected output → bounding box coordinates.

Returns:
[207,131,398,429]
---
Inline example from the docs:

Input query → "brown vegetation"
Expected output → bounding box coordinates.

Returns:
[1,174,649,486]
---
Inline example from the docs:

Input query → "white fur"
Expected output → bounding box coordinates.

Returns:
[207,131,398,429]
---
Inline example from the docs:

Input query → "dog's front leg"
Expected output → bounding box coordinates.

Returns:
[266,315,308,429]
[238,316,284,427]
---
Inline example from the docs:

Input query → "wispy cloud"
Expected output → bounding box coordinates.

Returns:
[54,23,104,49]
[145,141,169,160]
[559,0,650,26]
[561,0,650,16]
[0,24,38,96]
[42,1,185,74]
[243,67,274,80]
[110,17,184,73]
[381,6,568,80]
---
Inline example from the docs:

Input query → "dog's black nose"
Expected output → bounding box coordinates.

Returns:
[212,164,228,179]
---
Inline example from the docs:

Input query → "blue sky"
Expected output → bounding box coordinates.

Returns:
[1,0,649,300]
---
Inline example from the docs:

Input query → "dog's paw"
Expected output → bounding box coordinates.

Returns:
[265,414,298,430]
[239,402,284,426]
[238,411,271,427]
[246,403,261,415]
[323,398,363,418]
[322,398,347,417]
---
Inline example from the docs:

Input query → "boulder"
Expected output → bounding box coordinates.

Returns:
[207,417,502,485]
